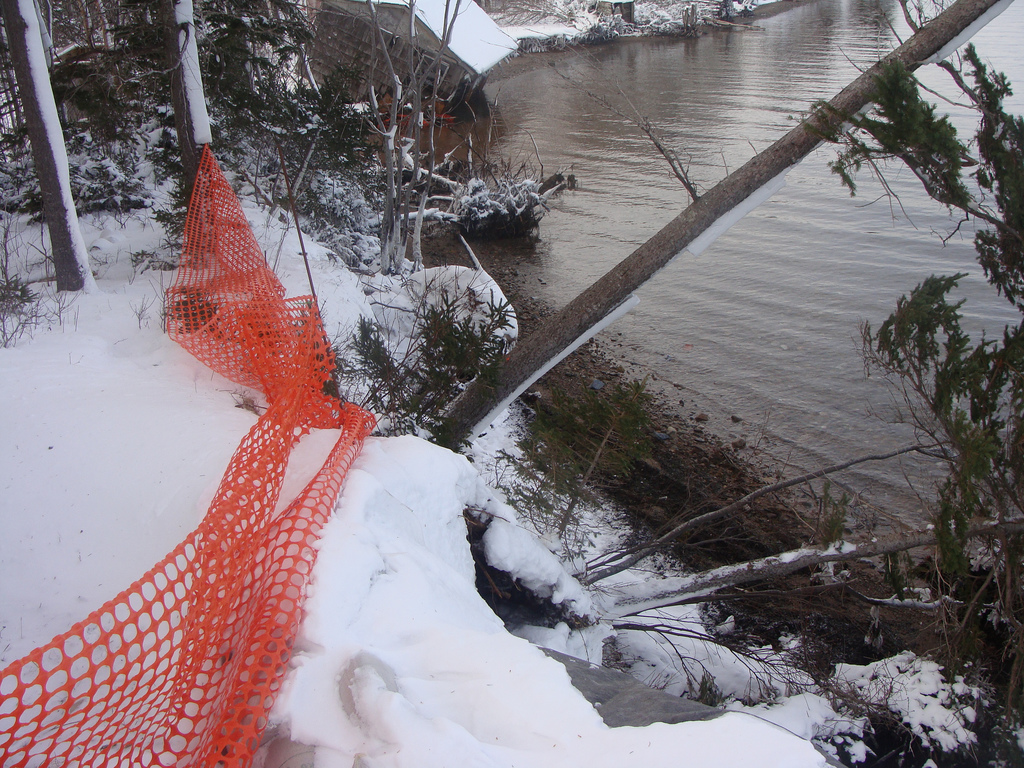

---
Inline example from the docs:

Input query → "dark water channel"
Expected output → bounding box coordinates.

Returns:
[482,0,1024,524]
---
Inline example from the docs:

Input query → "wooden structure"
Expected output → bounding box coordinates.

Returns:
[309,0,515,103]
[593,0,635,23]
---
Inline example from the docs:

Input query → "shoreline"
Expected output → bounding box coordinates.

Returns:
[423,0,936,662]
[427,0,866,550]
[422,225,935,674]
[422,227,804,553]
[477,13,812,515]
[480,0,942,531]
[488,0,823,65]
[420,0,943,650]
[480,0,828,458]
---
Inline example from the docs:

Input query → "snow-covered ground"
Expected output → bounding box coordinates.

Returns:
[274,435,829,767]
[0,196,824,766]
[492,0,759,50]
[0,167,990,764]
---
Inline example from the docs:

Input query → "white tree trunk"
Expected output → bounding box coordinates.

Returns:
[163,0,210,198]
[172,0,211,147]
[1,0,95,292]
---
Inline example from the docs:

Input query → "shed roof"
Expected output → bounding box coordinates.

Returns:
[371,0,517,73]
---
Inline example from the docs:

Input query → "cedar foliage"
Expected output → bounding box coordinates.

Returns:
[829,47,1024,713]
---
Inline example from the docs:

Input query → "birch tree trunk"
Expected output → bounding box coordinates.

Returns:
[1,0,95,292]
[161,0,211,201]
[365,0,459,274]
[444,0,1014,442]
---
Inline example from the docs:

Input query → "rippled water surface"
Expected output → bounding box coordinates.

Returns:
[484,0,1024,521]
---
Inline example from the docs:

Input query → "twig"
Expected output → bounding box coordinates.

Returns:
[583,444,937,583]
[457,233,483,271]
[276,142,317,303]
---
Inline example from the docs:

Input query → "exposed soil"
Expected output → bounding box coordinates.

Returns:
[420,224,939,669]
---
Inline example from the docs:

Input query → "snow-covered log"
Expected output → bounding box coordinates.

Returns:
[161,0,210,197]
[452,177,547,238]
[609,519,1024,619]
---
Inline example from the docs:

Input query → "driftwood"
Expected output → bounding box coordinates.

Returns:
[538,172,566,195]
[582,445,935,584]
[608,519,1024,619]
[444,0,1011,442]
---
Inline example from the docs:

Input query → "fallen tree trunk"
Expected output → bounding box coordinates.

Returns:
[445,0,1014,442]
[582,444,935,584]
[608,519,1024,619]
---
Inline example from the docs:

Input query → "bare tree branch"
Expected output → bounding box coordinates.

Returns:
[552,66,702,203]
[608,519,1024,619]
[582,444,935,584]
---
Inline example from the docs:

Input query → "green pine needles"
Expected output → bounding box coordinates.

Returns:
[522,379,653,540]
[827,59,971,211]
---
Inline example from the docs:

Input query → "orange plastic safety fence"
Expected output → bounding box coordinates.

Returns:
[0,147,375,768]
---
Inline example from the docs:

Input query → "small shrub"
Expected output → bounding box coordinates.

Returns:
[2,131,155,219]
[0,276,39,347]
[815,480,849,546]
[0,149,35,214]
[453,178,548,239]
[65,135,150,216]
[527,379,653,487]
[348,278,515,436]
[504,379,653,549]
[301,171,382,268]
[695,671,725,707]
[131,250,178,274]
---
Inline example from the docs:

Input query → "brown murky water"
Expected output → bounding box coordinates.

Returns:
[482,0,1024,522]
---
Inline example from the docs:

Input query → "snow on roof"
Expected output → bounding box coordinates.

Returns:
[374,0,517,73]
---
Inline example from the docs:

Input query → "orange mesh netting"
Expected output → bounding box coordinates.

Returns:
[0,146,375,768]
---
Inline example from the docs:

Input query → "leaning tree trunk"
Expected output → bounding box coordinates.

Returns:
[445,0,1013,442]
[1,0,93,292]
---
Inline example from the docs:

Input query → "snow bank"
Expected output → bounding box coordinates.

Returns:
[0,201,372,665]
[364,265,517,347]
[500,21,580,43]
[276,436,828,768]
[835,652,980,752]
[407,265,519,343]
[2,180,824,768]
[483,517,591,608]
[0,217,254,663]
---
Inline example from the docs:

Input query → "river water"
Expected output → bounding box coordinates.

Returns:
[482,0,1024,523]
